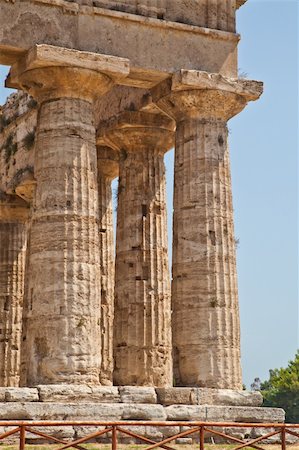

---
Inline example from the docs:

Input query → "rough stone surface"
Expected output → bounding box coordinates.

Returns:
[0,91,36,201]
[0,1,239,80]
[97,146,119,386]
[4,387,38,402]
[119,387,157,404]
[20,94,103,386]
[0,403,125,421]
[0,193,29,387]
[156,388,263,407]
[165,405,207,421]
[14,62,118,386]
[122,404,166,421]
[0,1,270,425]
[90,386,121,403]
[206,406,285,423]
[37,385,93,402]
[154,73,262,390]
[99,111,174,387]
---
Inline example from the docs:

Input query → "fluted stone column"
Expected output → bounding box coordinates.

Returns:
[154,70,263,389]
[99,112,174,387]
[97,146,119,386]
[6,45,129,386]
[0,192,29,387]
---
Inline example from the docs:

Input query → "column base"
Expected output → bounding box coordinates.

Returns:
[0,386,286,444]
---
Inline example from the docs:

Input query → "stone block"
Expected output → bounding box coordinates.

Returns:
[198,389,263,407]
[155,388,263,407]
[73,426,107,440]
[122,404,166,421]
[177,438,193,444]
[24,426,75,442]
[0,389,6,401]
[206,406,285,423]
[37,385,92,402]
[119,386,157,404]
[4,388,39,402]
[156,387,197,405]
[165,405,206,421]
[90,386,120,403]
[0,403,124,421]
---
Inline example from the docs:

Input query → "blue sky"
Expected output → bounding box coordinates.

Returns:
[0,0,298,388]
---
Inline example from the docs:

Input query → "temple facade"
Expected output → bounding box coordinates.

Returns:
[0,0,285,433]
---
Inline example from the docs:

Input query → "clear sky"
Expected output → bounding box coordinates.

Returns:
[0,0,298,388]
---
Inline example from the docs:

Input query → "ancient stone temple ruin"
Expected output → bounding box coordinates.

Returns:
[0,0,284,440]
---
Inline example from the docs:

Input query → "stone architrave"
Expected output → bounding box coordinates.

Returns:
[99,111,174,387]
[153,71,263,389]
[0,192,29,387]
[97,145,119,386]
[6,44,129,386]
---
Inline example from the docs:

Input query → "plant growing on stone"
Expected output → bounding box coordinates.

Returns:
[27,98,38,109]
[0,114,11,132]
[1,133,17,163]
[23,129,36,151]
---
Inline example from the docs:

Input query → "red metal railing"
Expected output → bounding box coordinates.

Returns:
[0,421,298,450]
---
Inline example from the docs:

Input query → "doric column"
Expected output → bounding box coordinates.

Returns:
[97,146,119,386]
[7,44,129,386]
[99,112,174,387]
[154,70,263,389]
[0,192,29,387]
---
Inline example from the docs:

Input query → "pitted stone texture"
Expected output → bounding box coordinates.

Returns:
[156,388,263,406]
[101,112,174,387]
[119,386,157,404]
[166,405,207,421]
[0,193,29,387]
[91,386,121,403]
[4,387,39,402]
[66,0,238,32]
[24,426,75,442]
[0,403,125,421]
[171,118,242,389]
[156,387,196,405]
[97,146,119,386]
[38,385,92,402]
[20,96,102,386]
[206,406,285,423]
[122,404,166,421]
[203,389,263,407]
[153,76,262,390]
[0,93,36,197]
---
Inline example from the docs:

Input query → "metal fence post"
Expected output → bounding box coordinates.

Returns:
[112,425,117,450]
[281,427,286,450]
[19,426,26,450]
[200,426,205,450]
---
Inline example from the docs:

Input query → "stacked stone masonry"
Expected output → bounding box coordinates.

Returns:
[0,0,282,430]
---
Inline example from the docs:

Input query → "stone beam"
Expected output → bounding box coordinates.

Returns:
[6,45,130,91]
[0,0,240,84]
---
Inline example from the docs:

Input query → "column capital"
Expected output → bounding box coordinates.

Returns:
[97,111,175,153]
[152,70,263,122]
[97,145,119,180]
[0,191,29,222]
[6,45,130,102]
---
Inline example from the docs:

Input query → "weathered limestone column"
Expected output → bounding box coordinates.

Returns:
[7,45,129,386]
[0,192,29,387]
[99,112,174,387]
[154,71,263,389]
[97,146,119,386]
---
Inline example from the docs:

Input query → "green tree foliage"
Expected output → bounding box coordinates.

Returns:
[260,351,299,423]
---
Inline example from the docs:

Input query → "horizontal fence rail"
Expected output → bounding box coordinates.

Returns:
[0,421,298,450]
